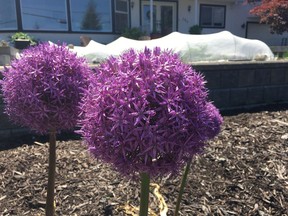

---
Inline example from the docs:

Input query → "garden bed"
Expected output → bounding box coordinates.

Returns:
[0,108,287,215]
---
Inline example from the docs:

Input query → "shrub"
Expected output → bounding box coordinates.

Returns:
[121,27,146,40]
[189,25,202,34]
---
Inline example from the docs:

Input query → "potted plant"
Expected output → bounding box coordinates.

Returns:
[189,25,202,35]
[10,32,36,49]
[121,27,147,40]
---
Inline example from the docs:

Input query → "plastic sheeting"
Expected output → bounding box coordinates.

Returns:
[70,31,274,63]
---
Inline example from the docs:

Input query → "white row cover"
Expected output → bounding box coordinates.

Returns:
[70,31,274,64]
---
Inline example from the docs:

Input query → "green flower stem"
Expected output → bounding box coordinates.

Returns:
[46,130,56,216]
[139,172,150,216]
[174,158,192,216]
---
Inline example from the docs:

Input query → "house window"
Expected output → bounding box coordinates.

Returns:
[114,0,129,33]
[0,0,17,30]
[70,0,112,32]
[20,0,68,30]
[0,0,129,33]
[200,4,225,28]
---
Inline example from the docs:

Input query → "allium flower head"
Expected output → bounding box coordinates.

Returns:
[1,42,92,134]
[79,47,223,178]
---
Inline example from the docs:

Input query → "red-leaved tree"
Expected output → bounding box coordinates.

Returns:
[249,0,288,34]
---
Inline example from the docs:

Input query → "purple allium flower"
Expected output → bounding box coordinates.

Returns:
[79,47,223,178]
[1,43,92,134]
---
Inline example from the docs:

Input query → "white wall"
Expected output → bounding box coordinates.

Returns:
[130,0,141,28]
[224,1,253,37]
[177,0,196,33]
[177,0,252,36]
[246,23,288,46]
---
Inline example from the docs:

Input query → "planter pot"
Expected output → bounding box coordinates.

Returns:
[0,47,11,55]
[138,36,151,40]
[14,40,30,50]
[150,33,162,39]
[0,46,18,56]
[0,54,10,66]
[0,46,19,66]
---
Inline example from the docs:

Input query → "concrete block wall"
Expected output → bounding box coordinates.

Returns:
[192,61,288,111]
[0,61,288,138]
[0,99,30,139]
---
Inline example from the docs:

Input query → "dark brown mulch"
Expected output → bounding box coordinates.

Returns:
[0,109,287,216]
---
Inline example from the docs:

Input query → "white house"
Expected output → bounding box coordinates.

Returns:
[0,0,287,46]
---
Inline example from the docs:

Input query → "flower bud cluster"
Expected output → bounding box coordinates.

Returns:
[79,47,223,178]
[1,43,92,134]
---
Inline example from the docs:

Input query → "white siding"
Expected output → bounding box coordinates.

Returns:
[247,23,288,46]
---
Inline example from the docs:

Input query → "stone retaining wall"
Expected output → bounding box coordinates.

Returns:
[193,61,288,111]
[0,60,288,138]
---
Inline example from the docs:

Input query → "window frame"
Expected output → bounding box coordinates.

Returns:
[0,0,130,34]
[70,0,113,32]
[113,0,131,33]
[199,4,226,29]
[20,0,68,31]
[114,0,130,33]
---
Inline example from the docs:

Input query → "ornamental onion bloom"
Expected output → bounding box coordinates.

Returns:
[1,43,92,134]
[79,47,223,178]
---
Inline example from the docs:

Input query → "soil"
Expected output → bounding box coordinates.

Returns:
[0,108,287,216]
